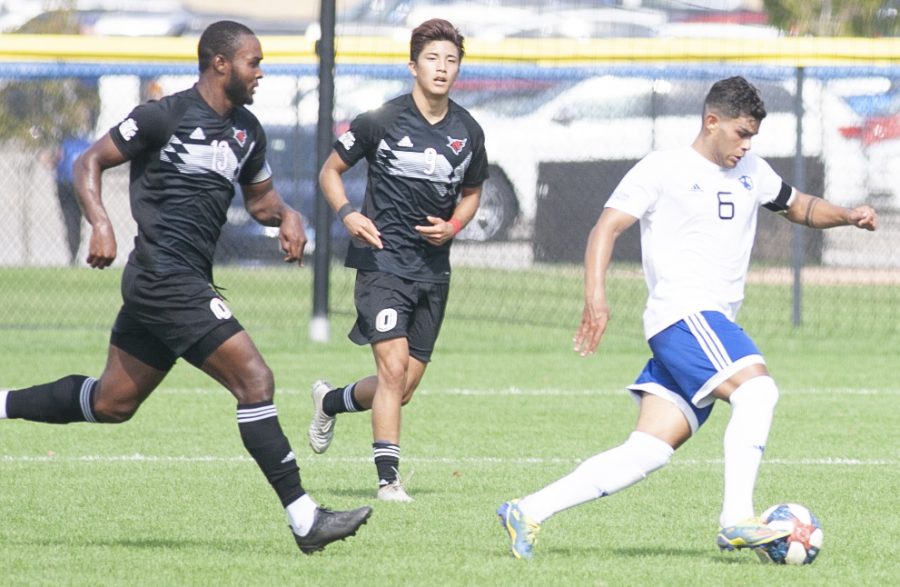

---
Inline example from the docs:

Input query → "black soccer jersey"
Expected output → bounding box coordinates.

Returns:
[109,85,271,278]
[334,94,489,283]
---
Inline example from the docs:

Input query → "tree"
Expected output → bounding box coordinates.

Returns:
[0,7,100,148]
[763,0,899,37]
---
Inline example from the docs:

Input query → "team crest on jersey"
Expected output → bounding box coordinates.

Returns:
[233,128,247,147]
[118,118,138,141]
[446,136,467,155]
[739,175,753,190]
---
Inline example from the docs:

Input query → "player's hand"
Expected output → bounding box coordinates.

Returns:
[415,215,456,246]
[573,297,610,357]
[278,208,307,266]
[85,222,117,269]
[849,205,878,231]
[343,211,383,249]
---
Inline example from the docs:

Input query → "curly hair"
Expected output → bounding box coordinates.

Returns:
[703,76,767,122]
[410,19,465,62]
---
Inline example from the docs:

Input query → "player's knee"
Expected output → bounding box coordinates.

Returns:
[377,362,408,390]
[233,364,275,404]
[574,431,673,497]
[626,430,674,473]
[399,387,418,406]
[91,396,138,423]
[733,375,779,411]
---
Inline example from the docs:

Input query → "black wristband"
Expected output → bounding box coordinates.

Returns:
[337,203,355,220]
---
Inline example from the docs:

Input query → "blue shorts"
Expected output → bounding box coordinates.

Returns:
[627,311,764,433]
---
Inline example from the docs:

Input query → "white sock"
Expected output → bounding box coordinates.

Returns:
[285,493,319,536]
[520,431,673,523]
[719,376,779,527]
[0,390,8,419]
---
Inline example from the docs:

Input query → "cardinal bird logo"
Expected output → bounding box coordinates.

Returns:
[446,136,467,155]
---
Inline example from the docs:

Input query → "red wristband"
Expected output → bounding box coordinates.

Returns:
[448,217,463,235]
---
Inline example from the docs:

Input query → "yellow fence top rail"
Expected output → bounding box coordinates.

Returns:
[0,34,898,66]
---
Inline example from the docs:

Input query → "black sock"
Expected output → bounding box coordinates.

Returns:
[373,441,400,486]
[237,400,304,507]
[323,382,365,416]
[6,375,98,423]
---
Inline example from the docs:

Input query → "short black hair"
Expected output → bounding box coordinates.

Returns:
[704,76,767,122]
[197,20,255,72]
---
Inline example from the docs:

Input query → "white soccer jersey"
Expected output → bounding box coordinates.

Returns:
[606,146,793,339]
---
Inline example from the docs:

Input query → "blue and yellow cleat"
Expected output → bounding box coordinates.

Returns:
[497,499,540,559]
[717,517,791,551]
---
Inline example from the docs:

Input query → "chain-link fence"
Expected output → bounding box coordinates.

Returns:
[1,57,898,341]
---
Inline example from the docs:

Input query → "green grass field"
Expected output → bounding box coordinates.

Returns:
[1,267,897,586]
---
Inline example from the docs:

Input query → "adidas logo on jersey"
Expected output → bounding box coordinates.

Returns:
[689,183,703,192]
[397,135,414,148]
[189,127,206,140]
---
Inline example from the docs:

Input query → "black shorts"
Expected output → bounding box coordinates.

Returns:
[349,270,449,363]
[110,264,244,371]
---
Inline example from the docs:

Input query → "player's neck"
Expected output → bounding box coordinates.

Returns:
[691,136,719,167]
[411,87,449,124]
[195,79,234,117]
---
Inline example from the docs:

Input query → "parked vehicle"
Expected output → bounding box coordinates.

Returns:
[467,74,868,236]
[215,124,366,264]
[331,0,667,40]
[839,85,900,209]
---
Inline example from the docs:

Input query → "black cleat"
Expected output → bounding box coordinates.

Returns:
[293,506,373,555]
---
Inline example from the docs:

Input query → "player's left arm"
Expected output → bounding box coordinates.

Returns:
[784,190,878,231]
[241,178,308,265]
[415,185,481,246]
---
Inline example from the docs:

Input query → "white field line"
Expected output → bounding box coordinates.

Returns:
[4,388,894,466]
[0,454,895,466]
[154,387,900,397]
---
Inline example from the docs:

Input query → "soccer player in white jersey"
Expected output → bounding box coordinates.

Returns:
[498,76,878,559]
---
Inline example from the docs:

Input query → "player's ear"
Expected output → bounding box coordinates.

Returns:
[407,60,417,78]
[212,53,230,75]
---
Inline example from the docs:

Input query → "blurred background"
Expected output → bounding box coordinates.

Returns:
[0,0,898,339]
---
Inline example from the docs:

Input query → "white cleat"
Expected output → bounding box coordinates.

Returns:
[376,469,414,502]
[308,379,336,454]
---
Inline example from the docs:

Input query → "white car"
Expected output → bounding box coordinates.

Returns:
[331,0,668,42]
[468,74,868,237]
[839,88,900,210]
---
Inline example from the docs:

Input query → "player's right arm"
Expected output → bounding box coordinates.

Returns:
[73,133,129,269]
[573,207,638,357]
[319,150,382,249]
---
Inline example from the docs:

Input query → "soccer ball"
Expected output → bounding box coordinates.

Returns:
[756,503,823,565]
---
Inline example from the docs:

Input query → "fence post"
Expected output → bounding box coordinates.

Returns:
[310,0,336,342]
[791,66,806,327]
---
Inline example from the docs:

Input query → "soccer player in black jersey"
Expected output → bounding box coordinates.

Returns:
[0,21,371,554]
[309,19,490,502]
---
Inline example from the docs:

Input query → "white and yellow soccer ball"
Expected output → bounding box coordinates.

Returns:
[756,503,824,565]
